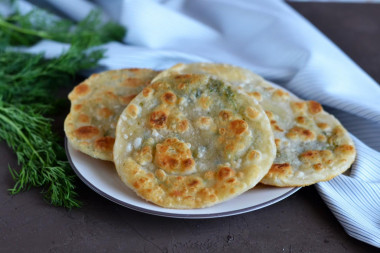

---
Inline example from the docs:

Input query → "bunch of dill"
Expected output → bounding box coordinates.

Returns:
[0,6,126,208]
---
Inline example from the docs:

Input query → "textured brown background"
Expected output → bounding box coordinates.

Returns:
[1,2,379,252]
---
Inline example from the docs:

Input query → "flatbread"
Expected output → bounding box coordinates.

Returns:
[113,74,276,208]
[64,68,159,161]
[151,62,268,89]
[154,63,356,187]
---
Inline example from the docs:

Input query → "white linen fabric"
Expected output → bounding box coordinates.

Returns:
[11,0,380,247]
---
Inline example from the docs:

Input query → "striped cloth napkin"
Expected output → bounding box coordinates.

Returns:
[12,0,380,247]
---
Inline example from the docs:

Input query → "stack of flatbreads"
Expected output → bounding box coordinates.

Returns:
[64,63,356,209]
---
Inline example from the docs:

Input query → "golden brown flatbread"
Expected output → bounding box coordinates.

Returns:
[64,68,160,161]
[154,63,356,187]
[113,74,276,208]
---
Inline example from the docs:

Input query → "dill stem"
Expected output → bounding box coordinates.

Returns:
[0,18,53,40]
[0,108,46,166]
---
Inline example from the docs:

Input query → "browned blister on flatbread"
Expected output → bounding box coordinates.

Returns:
[64,68,160,161]
[153,63,356,187]
[113,74,276,208]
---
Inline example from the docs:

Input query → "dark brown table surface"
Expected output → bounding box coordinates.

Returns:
[1,2,379,252]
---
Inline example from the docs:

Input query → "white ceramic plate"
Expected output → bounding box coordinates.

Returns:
[66,140,300,219]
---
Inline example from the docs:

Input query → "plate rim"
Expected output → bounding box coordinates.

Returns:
[65,138,301,219]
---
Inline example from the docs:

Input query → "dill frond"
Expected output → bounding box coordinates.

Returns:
[0,8,126,46]
[0,4,126,208]
[0,100,81,208]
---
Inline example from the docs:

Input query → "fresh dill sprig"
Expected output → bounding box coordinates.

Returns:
[0,39,105,109]
[0,100,80,208]
[0,4,126,208]
[0,8,126,46]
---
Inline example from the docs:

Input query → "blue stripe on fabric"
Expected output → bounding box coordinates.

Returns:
[317,186,380,245]
[317,174,380,247]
